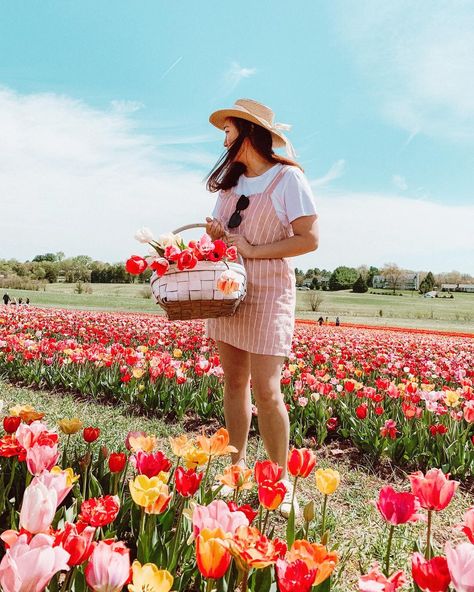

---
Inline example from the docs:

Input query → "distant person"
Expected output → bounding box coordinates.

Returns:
[26,297,30,305]
[2,293,10,305]
[317,316,324,326]
[18,297,23,305]
[335,316,340,326]
[325,316,329,325]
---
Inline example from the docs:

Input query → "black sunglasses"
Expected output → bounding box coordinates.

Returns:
[228,194,250,229]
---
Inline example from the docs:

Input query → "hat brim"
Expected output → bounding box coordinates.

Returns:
[209,107,286,148]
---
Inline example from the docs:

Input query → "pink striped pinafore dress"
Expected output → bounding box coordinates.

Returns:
[205,165,296,357]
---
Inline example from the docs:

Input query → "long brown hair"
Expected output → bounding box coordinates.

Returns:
[206,117,303,192]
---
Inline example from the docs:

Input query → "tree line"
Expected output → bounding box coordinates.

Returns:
[1,253,472,293]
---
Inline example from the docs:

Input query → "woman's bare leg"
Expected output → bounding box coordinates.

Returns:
[250,353,289,479]
[216,341,252,465]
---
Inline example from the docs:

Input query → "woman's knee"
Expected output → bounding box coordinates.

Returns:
[252,383,283,410]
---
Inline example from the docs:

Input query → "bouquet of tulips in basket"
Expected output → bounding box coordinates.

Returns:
[126,227,238,277]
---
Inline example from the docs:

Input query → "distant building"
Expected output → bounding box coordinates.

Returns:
[373,272,420,291]
[441,283,474,293]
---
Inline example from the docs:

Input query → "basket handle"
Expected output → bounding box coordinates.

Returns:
[172,223,208,234]
[171,223,244,267]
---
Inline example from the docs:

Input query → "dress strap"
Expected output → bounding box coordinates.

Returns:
[263,165,290,195]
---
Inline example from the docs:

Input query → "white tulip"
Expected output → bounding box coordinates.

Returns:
[157,232,182,249]
[134,227,155,244]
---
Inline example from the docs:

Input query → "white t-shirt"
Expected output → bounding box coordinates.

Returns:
[211,164,318,227]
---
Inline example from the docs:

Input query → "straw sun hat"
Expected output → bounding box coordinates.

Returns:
[209,98,296,158]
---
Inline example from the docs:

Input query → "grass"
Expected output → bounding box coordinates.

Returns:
[4,282,474,333]
[1,378,472,589]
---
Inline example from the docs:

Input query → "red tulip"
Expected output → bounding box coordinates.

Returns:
[227,502,258,524]
[54,522,96,566]
[125,255,148,275]
[3,416,21,434]
[411,552,451,592]
[276,558,317,592]
[254,459,283,485]
[376,486,422,525]
[326,417,338,431]
[108,452,127,473]
[174,466,203,497]
[79,495,120,527]
[258,480,287,510]
[356,404,368,419]
[132,450,172,478]
[149,257,169,276]
[177,249,198,271]
[288,448,316,478]
[409,469,459,511]
[83,427,100,443]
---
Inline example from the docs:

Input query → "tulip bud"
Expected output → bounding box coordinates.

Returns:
[303,500,316,523]
[3,416,21,433]
[108,452,127,474]
[83,427,100,443]
[78,451,92,471]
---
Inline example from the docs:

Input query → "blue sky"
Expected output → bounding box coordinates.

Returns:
[1,1,473,272]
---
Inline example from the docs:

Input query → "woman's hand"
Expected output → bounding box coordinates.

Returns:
[205,217,226,241]
[226,234,254,258]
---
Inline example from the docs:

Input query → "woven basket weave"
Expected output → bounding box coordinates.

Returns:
[150,223,247,321]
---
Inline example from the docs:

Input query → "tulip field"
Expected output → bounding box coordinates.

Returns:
[0,305,474,591]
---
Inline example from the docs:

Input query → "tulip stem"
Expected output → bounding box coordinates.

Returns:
[426,510,433,560]
[321,494,328,539]
[384,524,395,577]
[119,456,130,499]
[262,509,270,535]
[139,508,146,537]
[205,578,214,592]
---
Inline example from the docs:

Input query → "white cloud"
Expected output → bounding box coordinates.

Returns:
[220,61,257,96]
[0,86,215,263]
[296,188,474,273]
[110,100,144,114]
[331,1,474,142]
[392,175,407,191]
[0,85,472,275]
[312,159,345,188]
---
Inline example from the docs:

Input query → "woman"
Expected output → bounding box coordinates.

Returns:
[205,99,319,517]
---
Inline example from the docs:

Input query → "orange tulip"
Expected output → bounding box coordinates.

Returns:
[258,480,287,510]
[217,465,253,491]
[288,448,317,478]
[196,528,232,579]
[196,428,238,457]
[286,540,338,585]
[227,526,287,569]
[169,435,192,458]
[128,435,157,454]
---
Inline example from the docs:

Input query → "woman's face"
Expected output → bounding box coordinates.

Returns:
[223,118,239,150]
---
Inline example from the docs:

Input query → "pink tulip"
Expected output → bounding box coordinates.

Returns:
[31,470,73,506]
[26,443,60,476]
[0,533,70,592]
[15,421,51,449]
[85,540,130,592]
[192,499,249,536]
[376,486,423,525]
[409,469,459,512]
[460,507,474,544]
[20,480,58,534]
[358,562,406,591]
[445,542,474,592]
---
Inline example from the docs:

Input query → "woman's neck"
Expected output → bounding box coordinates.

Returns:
[243,157,276,178]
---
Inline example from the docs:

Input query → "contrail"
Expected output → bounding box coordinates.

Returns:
[159,56,183,81]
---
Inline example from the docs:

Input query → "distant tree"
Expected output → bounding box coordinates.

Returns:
[352,274,368,293]
[329,266,358,291]
[381,263,404,294]
[367,266,380,288]
[33,253,57,262]
[419,271,435,294]
[55,251,65,262]
[310,277,320,290]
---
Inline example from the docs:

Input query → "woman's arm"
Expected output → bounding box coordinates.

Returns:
[227,215,319,259]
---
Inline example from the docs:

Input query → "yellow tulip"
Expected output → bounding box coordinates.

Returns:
[129,475,172,514]
[128,560,173,592]
[173,348,183,358]
[58,418,83,435]
[444,390,460,407]
[132,367,145,379]
[9,404,36,417]
[183,445,210,470]
[315,468,341,495]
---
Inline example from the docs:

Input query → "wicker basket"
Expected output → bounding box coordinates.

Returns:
[150,223,247,321]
